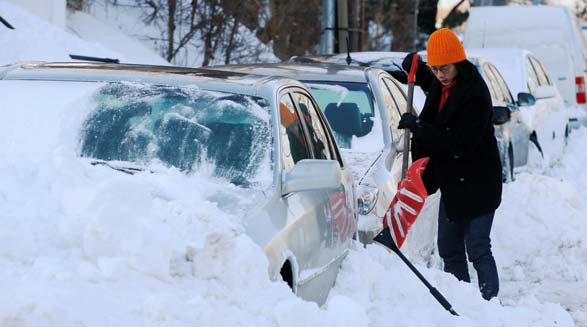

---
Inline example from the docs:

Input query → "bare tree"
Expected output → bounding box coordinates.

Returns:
[139,0,201,63]
[390,0,419,51]
[364,0,394,50]
[257,0,321,60]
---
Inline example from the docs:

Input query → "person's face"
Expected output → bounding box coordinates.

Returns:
[430,64,457,85]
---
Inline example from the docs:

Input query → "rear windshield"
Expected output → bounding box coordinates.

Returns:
[80,82,272,186]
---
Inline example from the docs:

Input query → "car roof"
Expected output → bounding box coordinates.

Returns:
[465,48,532,95]
[208,62,372,83]
[0,62,305,97]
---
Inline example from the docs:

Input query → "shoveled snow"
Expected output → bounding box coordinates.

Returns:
[0,1,586,326]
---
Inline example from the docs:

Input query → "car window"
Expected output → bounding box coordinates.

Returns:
[482,64,504,104]
[279,93,311,172]
[529,55,551,86]
[306,81,380,150]
[525,56,540,93]
[489,64,515,104]
[484,63,513,105]
[380,77,405,142]
[80,83,272,186]
[292,92,332,160]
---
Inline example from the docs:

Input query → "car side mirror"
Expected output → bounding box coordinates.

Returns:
[492,106,511,125]
[534,85,557,99]
[517,92,536,106]
[282,159,342,195]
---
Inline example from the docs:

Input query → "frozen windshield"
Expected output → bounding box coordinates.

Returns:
[80,83,272,186]
[305,81,376,149]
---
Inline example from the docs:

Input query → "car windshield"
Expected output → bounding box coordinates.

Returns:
[80,82,272,187]
[305,81,377,149]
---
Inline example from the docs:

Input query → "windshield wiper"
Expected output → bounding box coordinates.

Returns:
[69,54,119,64]
[91,161,143,175]
[0,16,14,29]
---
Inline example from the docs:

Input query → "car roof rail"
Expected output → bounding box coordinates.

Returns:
[69,54,120,64]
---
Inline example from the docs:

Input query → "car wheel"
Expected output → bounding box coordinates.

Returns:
[280,260,294,291]
[529,132,544,158]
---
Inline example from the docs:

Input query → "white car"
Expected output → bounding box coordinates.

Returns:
[0,62,357,305]
[466,48,568,166]
[463,5,587,128]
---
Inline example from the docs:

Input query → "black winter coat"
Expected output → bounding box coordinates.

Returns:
[411,60,502,220]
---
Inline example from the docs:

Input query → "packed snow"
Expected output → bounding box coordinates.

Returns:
[1,1,587,326]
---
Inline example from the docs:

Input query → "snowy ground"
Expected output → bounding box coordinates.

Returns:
[1,1,587,326]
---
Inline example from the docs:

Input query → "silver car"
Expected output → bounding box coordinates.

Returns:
[0,62,357,304]
[207,63,439,262]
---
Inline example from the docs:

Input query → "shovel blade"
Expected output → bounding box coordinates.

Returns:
[382,157,429,248]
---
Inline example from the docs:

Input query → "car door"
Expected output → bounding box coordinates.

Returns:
[528,54,568,160]
[277,89,354,301]
[490,63,531,166]
[291,90,356,248]
[485,63,530,167]
[361,74,406,218]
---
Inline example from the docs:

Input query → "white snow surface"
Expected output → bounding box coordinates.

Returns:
[1,2,587,326]
[0,1,128,65]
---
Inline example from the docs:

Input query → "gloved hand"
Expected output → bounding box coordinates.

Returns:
[398,113,419,131]
[401,52,424,73]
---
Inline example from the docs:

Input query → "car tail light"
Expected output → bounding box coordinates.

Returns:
[576,76,586,104]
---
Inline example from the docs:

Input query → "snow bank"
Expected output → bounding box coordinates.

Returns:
[0,2,585,325]
[0,1,126,64]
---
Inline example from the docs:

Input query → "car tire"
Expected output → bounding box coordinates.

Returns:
[529,132,544,158]
[280,261,295,291]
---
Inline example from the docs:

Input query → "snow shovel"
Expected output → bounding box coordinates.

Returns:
[372,53,459,316]
[372,158,458,316]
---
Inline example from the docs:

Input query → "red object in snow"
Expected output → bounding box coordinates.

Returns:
[382,157,430,248]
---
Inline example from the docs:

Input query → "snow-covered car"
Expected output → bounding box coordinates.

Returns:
[0,62,357,305]
[463,5,587,129]
[207,63,438,263]
[466,48,569,166]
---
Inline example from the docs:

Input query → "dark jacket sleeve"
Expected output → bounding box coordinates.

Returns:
[412,87,493,157]
[414,65,435,94]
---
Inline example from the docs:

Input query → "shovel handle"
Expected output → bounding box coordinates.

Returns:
[407,53,419,84]
[402,54,419,178]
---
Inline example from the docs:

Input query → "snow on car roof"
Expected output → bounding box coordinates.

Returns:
[465,48,528,96]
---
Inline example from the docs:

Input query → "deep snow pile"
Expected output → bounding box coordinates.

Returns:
[0,77,580,326]
[1,1,586,325]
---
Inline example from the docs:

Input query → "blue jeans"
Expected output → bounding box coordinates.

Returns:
[437,199,499,300]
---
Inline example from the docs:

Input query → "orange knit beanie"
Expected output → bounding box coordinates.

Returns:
[426,28,466,66]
